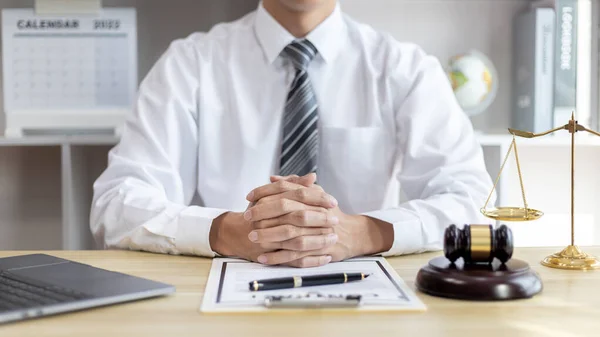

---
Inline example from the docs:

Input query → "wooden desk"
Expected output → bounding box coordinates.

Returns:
[0,248,599,337]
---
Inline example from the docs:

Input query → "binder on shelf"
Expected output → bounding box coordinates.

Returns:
[553,0,578,128]
[528,0,592,131]
[512,7,556,133]
[572,0,592,131]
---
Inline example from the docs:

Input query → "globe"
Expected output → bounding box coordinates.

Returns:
[447,50,498,117]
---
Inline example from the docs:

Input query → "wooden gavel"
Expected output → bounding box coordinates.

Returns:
[444,224,513,264]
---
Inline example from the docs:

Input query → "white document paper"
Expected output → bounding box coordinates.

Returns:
[200,257,426,312]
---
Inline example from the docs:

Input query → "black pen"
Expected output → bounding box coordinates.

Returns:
[249,272,369,291]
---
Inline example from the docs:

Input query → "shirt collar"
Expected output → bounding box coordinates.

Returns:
[254,1,345,64]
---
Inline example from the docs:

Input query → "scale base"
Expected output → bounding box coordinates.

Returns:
[541,245,600,270]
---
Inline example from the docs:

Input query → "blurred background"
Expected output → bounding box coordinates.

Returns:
[0,0,599,250]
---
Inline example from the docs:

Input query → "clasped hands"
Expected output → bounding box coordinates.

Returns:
[209,173,393,268]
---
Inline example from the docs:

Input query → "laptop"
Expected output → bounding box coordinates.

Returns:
[0,253,175,324]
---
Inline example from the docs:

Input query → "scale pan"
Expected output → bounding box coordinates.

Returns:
[480,207,543,221]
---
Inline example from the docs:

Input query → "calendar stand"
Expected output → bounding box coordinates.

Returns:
[35,0,102,15]
[2,3,136,138]
[5,111,126,138]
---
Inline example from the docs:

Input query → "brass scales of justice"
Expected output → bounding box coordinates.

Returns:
[480,113,600,270]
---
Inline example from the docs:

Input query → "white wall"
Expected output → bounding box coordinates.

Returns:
[341,0,531,134]
[503,144,600,247]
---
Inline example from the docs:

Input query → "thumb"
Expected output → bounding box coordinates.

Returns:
[269,174,297,183]
[297,172,317,186]
[270,173,316,187]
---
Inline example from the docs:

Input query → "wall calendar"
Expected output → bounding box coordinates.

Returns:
[1,8,137,137]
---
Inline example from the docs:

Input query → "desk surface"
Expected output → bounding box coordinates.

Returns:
[0,248,599,337]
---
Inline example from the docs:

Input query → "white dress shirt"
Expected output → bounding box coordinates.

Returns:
[90,2,494,257]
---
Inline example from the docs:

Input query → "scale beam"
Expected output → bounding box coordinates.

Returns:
[580,125,600,137]
[508,125,568,138]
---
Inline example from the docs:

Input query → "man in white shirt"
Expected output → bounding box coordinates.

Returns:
[90,0,493,268]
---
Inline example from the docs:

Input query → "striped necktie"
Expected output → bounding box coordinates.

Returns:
[279,39,319,177]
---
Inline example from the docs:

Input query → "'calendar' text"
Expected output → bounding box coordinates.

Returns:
[17,20,79,29]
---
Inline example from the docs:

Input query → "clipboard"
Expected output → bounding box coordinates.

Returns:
[200,257,427,313]
[264,293,362,308]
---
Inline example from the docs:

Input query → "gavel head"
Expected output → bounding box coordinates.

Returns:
[444,224,513,264]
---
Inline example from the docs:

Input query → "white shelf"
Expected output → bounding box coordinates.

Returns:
[477,133,600,147]
[2,133,600,148]
[0,135,118,146]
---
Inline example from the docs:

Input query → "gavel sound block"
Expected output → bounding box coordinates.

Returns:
[415,224,543,301]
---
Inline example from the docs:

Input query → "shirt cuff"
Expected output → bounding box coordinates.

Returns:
[361,207,424,256]
[175,206,229,257]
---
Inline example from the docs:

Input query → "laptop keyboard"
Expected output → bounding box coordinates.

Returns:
[0,271,92,312]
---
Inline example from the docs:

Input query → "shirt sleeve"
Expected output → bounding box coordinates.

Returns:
[90,38,227,257]
[362,44,495,256]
